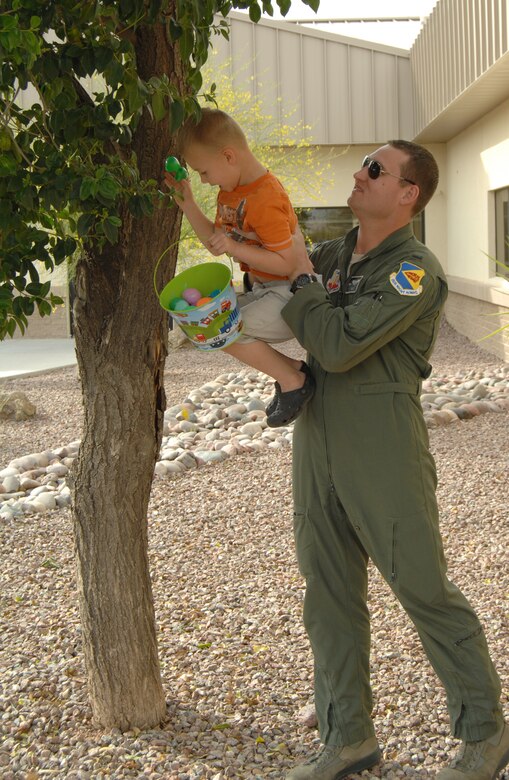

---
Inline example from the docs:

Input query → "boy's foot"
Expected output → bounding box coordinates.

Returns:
[436,722,509,779]
[266,369,315,428]
[266,362,313,418]
[286,737,381,779]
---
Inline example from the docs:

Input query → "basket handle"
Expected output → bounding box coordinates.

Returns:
[153,240,235,299]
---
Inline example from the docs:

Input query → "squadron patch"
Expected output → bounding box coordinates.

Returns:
[390,261,425,296]
[345,276,363,294]
[326,268,341,294]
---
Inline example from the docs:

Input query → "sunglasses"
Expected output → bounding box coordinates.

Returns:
[362,156,416,185]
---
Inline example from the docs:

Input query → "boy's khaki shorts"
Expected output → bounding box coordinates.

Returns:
[236,280,295,344]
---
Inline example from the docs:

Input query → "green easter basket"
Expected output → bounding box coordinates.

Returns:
[158,262,243,351]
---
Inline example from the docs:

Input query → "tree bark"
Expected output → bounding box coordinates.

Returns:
[69,12,186,730]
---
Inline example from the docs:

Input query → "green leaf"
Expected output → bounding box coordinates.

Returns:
[21,297,35,315]
[12,296,23,316]
[97,176,120,200]
[25,282,43,296]
[6,318,18,338]
[187,69,202,92]
[77,213,95,237]
[0,287,13,301]
[28,266,40,284]
[13,278,25,293]
[170,99,185,133]
[128,194,153,218]
[102,217,119,244]
[104,59,125,88]
[179,27,194,60]
[37,299,53,316]
[53,237,76,262]
[152,91,166,121]
[95,45,114,71]
[80,178,96,201]
[249,2,262,22]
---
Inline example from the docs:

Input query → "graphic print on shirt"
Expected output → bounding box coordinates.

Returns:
[217,199,260,245]
[390,261,425,296]
[326,268,341,294]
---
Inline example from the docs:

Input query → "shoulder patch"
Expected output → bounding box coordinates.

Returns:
[390,261,425,296]
[326,268,341,294]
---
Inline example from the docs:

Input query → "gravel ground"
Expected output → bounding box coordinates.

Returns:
[0,320,508,780]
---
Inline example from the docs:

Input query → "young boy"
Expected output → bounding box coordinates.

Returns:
[164,108,315,428]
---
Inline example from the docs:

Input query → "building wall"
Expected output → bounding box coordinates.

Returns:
[411,0,509,142]
[445,291,509,359]
[215,12,414,145]
[419,144,448,268]
[443,97,509,360]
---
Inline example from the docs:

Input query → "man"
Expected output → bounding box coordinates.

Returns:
[281,141,508,780]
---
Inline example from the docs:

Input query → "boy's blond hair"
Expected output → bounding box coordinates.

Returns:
[177,108,249,156]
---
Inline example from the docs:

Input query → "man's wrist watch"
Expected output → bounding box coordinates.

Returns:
[290,273,318,294]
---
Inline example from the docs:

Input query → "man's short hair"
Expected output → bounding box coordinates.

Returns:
[388,139,439,215]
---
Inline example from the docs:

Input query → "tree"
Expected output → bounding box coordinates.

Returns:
[0,0,319,730]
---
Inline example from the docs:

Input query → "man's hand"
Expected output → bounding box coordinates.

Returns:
[288,228,315,281]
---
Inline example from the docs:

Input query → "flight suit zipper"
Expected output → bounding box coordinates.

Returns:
[321,248,382,493]
[323,255,349,493]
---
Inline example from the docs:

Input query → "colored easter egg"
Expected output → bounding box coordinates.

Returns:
[171,298,190,311]
[165,156,188,181]
[209,288,221,297]
[182,287,202,305]
[197,296,213,306]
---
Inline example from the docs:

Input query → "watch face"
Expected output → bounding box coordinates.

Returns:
[291,274,317,293]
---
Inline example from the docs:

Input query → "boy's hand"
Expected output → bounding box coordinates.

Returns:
[207,232,234,257]
[163,170,194,210]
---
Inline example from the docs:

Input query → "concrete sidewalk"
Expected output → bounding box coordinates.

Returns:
[0,338,77,379]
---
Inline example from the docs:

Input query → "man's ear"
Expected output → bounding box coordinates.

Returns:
[402,183,419,211]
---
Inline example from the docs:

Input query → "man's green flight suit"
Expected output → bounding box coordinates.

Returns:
[282,224,503,747]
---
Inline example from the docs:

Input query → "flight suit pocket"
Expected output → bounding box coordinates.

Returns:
[346,293,384,338]
[385,512,447,606]
[293,506,317,578]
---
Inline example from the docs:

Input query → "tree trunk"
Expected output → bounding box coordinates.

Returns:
[69,14,186,730]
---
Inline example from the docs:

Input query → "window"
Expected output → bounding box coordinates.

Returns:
[297,207,357,249]
[297,207,425,250]
[494,187,509,280]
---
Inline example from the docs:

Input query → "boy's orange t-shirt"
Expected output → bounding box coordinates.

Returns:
[214,170,298,281]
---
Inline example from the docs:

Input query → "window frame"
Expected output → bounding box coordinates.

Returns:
[494,187,509,281]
